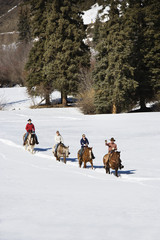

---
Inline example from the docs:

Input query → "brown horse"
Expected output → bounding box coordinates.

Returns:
[78,146,94,169]
[103,151,121,177]
[52,143,70,164]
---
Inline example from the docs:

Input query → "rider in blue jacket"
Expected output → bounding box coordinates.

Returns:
[79,134,89,159]
[79,134,95,159]
[80,134,89,147]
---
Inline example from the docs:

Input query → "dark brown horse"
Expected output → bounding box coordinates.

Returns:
[78,146,94,169]
[103,151,121,177]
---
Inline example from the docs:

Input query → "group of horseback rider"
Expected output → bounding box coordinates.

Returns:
[23,119,124,169]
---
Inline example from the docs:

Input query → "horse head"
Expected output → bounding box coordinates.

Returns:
[64,146,70,157]
[87,147,93,159]
[30,133,36,145]
[59,144,70,157]
[116,151,121,158]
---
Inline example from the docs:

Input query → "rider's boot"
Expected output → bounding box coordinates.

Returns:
[120,164,124,169]
[119,159,124,169]
[91,152,95,159]
[35,137,39,144]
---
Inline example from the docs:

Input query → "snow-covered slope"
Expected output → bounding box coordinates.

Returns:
[0,87,160,240]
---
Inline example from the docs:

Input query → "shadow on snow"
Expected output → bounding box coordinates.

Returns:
[34,147,52,152]
[65,157,78,163]
[111,169,136,175]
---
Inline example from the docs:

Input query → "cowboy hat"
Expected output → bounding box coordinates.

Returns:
[110,137,116,141]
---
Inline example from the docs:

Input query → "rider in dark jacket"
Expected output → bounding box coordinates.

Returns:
[80,134,89,147]
[79,134,95,159]
[79,134,89,158]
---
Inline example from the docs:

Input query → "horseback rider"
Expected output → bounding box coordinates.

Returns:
[23,119,39,145]
[105,137,123,169]
[54,131,64,157]
[105,137,117,153]
[80,134,95,159]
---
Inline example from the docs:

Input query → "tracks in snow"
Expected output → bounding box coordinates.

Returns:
[0,138,160,185]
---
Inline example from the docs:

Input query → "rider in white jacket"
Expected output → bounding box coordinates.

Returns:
[54,131,64,156]
[55,132,63,144]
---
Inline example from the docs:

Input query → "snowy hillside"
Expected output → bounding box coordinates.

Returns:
[0,87,160,240]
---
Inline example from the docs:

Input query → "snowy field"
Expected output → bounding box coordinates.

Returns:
[0,86,160,240]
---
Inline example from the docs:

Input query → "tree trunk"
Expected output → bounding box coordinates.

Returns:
[112,103,117,114]
[140,97,146,111]
[61,91,67,107]
[45,93,51,105]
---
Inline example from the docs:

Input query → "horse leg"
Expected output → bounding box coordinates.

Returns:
[79,159,82,168]
[32,146,35,154]
[105,160,110,174]
[115,168,118,177]
[105,165,110,174]
[90,160,93,169]
[83,161,86,168]
[56,156,60,161]
[63,156,66,164]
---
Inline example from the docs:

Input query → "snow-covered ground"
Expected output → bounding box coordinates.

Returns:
[0,87,160,240]
[82,3,109,24]
[0,4,19,20]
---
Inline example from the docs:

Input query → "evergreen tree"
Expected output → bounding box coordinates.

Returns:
[93,0,137,113]
[143,0,160,102]
[93,14,101,46]
[25,0,53,105]
[18,5,31,43]
[44,0,90,106]
[122,0,160,110]
[122,0,150,110]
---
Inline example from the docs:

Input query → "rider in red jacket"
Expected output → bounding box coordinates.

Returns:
[26,122,35,132]
[23,119,39,145]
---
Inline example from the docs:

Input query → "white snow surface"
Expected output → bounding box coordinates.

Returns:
[0,5,18,19]
[0,87,160,240]
[82,3,109,24]
[7,5,18,13]
[0,32,19,35]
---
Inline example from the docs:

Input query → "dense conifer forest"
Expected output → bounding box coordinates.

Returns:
[0,0,160,113]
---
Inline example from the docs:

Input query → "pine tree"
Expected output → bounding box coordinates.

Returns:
[44,0,90,106]
[25,0,53,105]
[143,0,160,102]
[122,0,160,110]
[93,0,137,113]
[121,0,149,110]
[18,5,31,43]
[93,14,101,47]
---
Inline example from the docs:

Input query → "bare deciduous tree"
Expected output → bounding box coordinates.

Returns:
[77,58,96,114]
[0,42,31,87]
